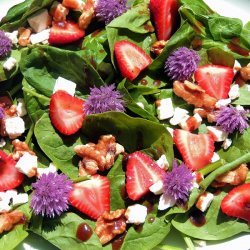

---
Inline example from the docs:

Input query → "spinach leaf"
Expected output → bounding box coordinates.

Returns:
[0,0,53,31]
[232,85,250,106]
[82,111,173,154]
[30,212,107,250]
[207,47,235,67]
[20,46,104,97]
[107,155,126,210]
[22,79,48,123]
[106,2,154,65]
[240,21,250,49]
[218,128,250,162]
[0,49,21,82]
[208,17,243,41]
[172,191,250,240]
[34,113,87,178]
[122,205,171,250]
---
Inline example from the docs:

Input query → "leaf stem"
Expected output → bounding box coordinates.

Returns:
[200,152,250,190]
[199,159,226,176]
[182,234,195,250]
[25,123,34,146]
[71,175,91,183]
[22,87,50,103]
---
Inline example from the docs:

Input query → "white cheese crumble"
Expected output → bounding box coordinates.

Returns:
[211,152,220,163]
[30,29,50,44]
[5,116,25,139]
[4,30,18,44]
[53,76,77,96]
[125,204,147,225]
[156,98,174,120]
[222,138,232,150]
[12,193,29,207]
[136,102,144,109]
[0,138,6,148]
[196,192,214,212]
[228,84,240,100]
[3,57,17,71]
[156,154,169,171]
[207,126,228,142]
[149,180,164,195]
[15,152,38,177]
[215,98,231,108]
[158,193,176,211]
[16,98,27,117]
[169,107,189,126]
[37,163,57,178]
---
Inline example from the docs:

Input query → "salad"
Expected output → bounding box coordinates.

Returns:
[0,0,250,249]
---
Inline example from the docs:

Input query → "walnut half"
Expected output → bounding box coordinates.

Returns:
[94,209,126,245]
[74,135,125,176]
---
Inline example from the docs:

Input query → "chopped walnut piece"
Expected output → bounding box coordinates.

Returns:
[235,63,250,86]
[78,0,95,30]
[74,135,125,176]
[0,210,24,234]
[173,80,217,111]
[215,164,248,186]
[18,27,32,47]
[10,139,36,161]
[94,209,126,245]
[50,2,69,22]
[150,40,167,56]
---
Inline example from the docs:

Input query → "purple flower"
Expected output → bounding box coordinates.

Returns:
[95,0,128,25]
[216,105,249,134]
[84,84,125,115]
[0,107,5,119]
[164,47,200,82]
[163,160,194,203]
[0,31,12,58]
[31,172,73,217]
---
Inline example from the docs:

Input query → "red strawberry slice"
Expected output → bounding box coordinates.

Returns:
[221,183,250,223]
[126,151,165,201]
[49,90,85,135]
[114,40,152,81]
[173,129,214,171]
[194,65,234,100]
[0,150,24,191]
[149,0,180,41]
[48,20,85,45]
[69,175,110,220]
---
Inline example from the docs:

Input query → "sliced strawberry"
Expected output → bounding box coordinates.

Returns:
[149,0,180,41]
[0,150,24,191]
[48,20,85,45]
[221,183,250,223]
[194,65,234,99]
[62,0,83,10]
[126,151,165,201]
[69,175,110,220]
[114,40,152,81]
[49,90,85,135]
[173,129,214,171]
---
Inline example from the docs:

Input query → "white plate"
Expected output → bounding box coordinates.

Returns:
[1,0,250,249]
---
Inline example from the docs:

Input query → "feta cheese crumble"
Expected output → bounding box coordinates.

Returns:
[53,76,77,96]
[125,204,147,225]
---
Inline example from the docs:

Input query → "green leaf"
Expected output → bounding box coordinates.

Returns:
[20,45,104,97]
[82,112,173,154]
[107,155,126,210]
[240,21,250,49]
[172,191,250,240]
[208,17,243,41]
[232,85,250,106]
[207,47,235,67]
[30,213,107,250]
[0,50,21,82]
[34,113,87,178]
[180,0,214,16]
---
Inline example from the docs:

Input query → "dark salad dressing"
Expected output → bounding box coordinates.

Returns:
[76,223,93,242]
[189,209,206,227]
[112,233,126,250]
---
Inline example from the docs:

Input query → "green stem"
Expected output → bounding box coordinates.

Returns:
[25,123,34,146]
[183,234,195,250]
[9,83,22,96]
[199,159,226,176]
[71,175,91,183]
[200,152,250,190]
[22,87,50,103]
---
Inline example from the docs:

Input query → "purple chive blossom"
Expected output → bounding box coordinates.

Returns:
[84,84,125,115]
[163,160,194,203]
[95,0,128,25]
[216,105,249,134]
[0,107,5,119]
[0,30,12,58]
[31,172,73,217]
[164,47,200,82]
